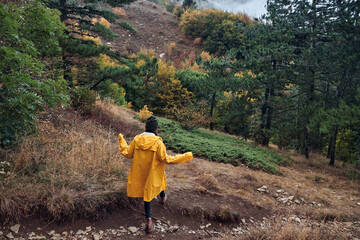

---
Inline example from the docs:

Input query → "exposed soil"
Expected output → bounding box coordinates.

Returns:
[108,0,200,57]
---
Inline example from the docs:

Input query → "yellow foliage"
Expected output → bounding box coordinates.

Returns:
[113,7,126,16]
[92,17,111,28]
[200,51,211,61]
[235,70,256,78]
[136,59,146,67]
[138,49,156,58]
[153,59,194,115]
[157,59,176,81]
[127,102,133,108]
[180,9,256,38]
[139,105,153,121]
[285,83,295,90]
[83,35,102,45]
[97,54,117,68]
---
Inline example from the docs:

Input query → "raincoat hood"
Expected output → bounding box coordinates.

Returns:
[134,134,162,151]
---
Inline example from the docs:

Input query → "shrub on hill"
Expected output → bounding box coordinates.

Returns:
[179,9,255,55]
[120,21,138,33]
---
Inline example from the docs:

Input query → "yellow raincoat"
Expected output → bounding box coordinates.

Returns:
[118,133,193,202]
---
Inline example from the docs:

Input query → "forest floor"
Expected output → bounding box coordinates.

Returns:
[1,101,360,240]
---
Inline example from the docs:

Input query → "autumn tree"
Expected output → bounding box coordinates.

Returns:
[152,59,194,116]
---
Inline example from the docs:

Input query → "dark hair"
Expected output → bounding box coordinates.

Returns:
[145,116,158,133]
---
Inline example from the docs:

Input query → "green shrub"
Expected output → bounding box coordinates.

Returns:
[70,87,96,113]
[98,80,126,106]
[119,21,138,33]
[158,118,286,174]
[0,1,67,147]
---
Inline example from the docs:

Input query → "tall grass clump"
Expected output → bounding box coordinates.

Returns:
[0,106,127,222]
[158,118,286,174]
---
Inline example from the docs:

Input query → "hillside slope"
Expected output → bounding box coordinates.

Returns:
[108,0,200,56]
[1,101,359,239]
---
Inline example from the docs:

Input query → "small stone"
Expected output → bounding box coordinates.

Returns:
[93,233,100,240]
[85,226,92,232]
[261,185,267,189]
[294,185,299,188]
[273,193,279,198]
[0,231,3,235]
[31,236,47,240]
[288,196,294,201]
[76,230,84,235]
[62,232,68,236]
[49,230,55,235]
[241,219,246,225]
[357,202,360,206]
[206,223,211,228]
[6,233,14,239]
[295,218,301,223]
[295,200,301,204]
[99,230,104,235]
[257,188,266,192]
[277,189,285,193]
[318,203,322,207]
[200,225,205,229]
[128,227,138,234]
[10,224,20,234]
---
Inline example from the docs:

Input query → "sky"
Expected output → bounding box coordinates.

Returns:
[196,0,268,18]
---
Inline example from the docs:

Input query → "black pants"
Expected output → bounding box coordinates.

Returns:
[144,191,165,219]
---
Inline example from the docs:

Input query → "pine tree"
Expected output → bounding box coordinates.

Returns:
[182,0,196,9]
[44,0,135,89]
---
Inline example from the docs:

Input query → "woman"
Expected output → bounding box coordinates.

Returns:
[118,116,193,233]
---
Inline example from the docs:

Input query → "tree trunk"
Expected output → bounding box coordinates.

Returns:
[328,126,338,166]
[209,92,216,130]
[259,83,274,146]
[302,0,317,159]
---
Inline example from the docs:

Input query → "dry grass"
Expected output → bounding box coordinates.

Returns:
[243,216,352,240]
[0,105,130,222]
[90,101,143,138]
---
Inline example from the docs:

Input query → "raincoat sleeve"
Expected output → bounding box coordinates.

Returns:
[157,141,193,164]
[118,133,135,158]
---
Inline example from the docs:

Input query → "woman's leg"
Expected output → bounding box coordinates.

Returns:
[160,190,165,199]
[144,201,151,219]
[144,201,152,233]
[160,190,167,204]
